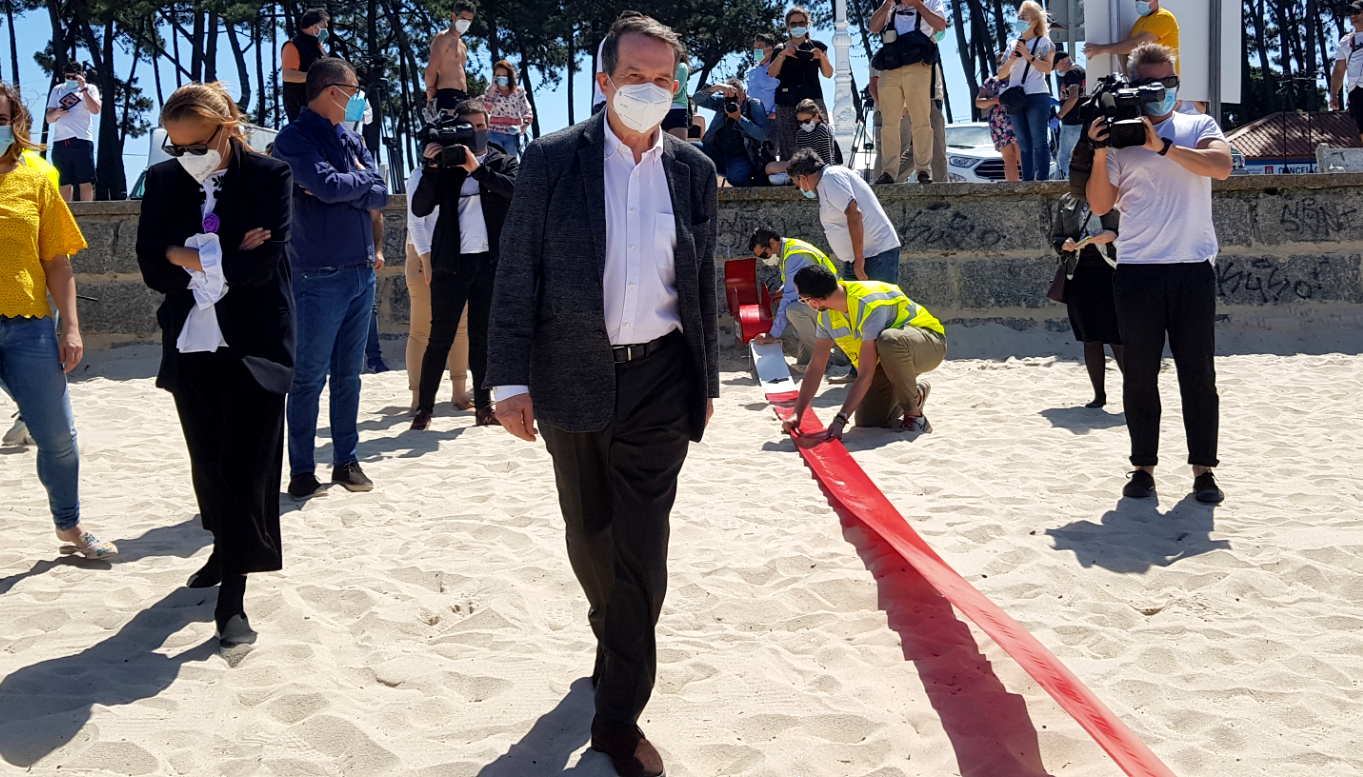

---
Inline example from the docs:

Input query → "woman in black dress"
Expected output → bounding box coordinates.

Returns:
[1052,192,1124,407]
[136,83,294,649]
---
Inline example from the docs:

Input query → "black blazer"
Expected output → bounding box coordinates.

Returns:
[411,146,518,276]
[136,141,296,395]
[484,111,720,441]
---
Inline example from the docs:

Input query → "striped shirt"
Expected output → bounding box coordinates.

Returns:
[795,122,836,166]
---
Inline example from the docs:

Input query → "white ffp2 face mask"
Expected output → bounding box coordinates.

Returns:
[800,121,817,133]
[609,78,675,133]
[454,18,471,33]
[177,149,222,184]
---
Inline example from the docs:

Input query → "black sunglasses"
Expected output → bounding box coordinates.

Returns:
[1135,75,1180,90]
[326,82,361,95]
[162,126,222,157]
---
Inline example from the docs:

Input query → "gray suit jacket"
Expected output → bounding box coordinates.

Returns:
[485,111,720,442]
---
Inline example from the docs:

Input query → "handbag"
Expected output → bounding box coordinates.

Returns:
[999,38,1038,114]
[1046,209,1094,304]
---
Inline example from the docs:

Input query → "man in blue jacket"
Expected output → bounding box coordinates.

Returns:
[273,57,389,498]
[693,78,768,186]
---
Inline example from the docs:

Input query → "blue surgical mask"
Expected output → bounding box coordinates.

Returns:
[1144,86,1177,117]
[0,126,13,154]
[754,48,766,59]
[1011,19,1031,35]
[496,76,509,87]
[65,79,78,90]
[316,29,328,44]
[1135,1,1153,16]
[801,187,817,199]
[339,90,367,123]
[933,29,947,42]
[790,26,808,38]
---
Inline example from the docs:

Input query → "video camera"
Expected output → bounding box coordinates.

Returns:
[417,112,489,169]
[1066,73,1167,195]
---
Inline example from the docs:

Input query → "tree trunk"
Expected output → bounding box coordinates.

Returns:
[567,26,575,126]
[520,52,540,138]
[991,0,1007,50]
[254,16,266,124]
[205,11,219,82]
[1251,0,1274,106]
[7,2,19,93]
[1274,0,1296,110]
[225,21,252,111]
[120,36,142,144]
[67,1,129,200]
[953,0,979,119]
[272,4,280,124]
[191,11,204,81]
[363,0,382,157]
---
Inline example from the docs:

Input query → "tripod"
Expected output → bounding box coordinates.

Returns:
[849,87,878,181]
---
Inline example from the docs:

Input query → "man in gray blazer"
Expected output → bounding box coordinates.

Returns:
[485,15,718,777]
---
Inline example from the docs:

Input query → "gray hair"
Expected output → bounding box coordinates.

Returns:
[1127,42,1177,77]
[601,15,684,78]
[785,147,827,179]
[726,77,745,92]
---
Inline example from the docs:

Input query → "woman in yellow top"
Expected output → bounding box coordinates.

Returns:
[0,82,115,558]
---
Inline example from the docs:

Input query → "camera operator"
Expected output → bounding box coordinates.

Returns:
[868,0,947,184]
[410,99,518,431]
[694,78,768,186]
[1085,43,1231,505]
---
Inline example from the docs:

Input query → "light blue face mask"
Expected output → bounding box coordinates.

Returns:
[754,48,766,59]
[316,28,329,44]
[933,29,947,42]
[1011,19,1031,35]
[65,79,79,90]
[495,76,509,87]
[342,90,366,123]
[0,126,13,154]
[1135,1,1153,16]
[789,26,809,38]
[1144,86,1178,117]
[800,187,817,199]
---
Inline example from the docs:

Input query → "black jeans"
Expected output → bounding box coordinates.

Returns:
[539,331,696,725]
[172,350,286,575]
[418,257,493,414]
[1112,261,1220,468]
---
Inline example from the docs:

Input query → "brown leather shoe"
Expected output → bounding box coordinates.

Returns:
[410,411,432,431]
[474,406,501,427]
[591,717,665,777]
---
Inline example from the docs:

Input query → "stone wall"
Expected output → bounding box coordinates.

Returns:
[68,173,1363,344]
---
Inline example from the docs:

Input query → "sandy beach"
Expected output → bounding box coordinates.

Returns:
[2,326,1361,777]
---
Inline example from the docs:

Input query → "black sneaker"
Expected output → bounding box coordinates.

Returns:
[216,613,258,649]
[917,171,932,184]
[1123,469,1156,498]
[287,472,326,500]
[331,461,374,492]
[1193,471,1224,504]
[874,172,895,185]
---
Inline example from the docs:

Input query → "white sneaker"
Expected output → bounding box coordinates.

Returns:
[899,415,932,434]
[2,416,35,447]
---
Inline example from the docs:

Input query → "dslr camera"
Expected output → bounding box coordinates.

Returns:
[417,112,490,169]
[1066,73,1167,194]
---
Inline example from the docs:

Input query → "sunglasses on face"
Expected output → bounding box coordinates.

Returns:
[1135,75,1180,90]
[162,126,222,157]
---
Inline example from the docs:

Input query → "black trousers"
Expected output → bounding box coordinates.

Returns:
[419,257,493,414]
[1112,261,1220,468]
[540,332,696,725]
[171,350,286,575]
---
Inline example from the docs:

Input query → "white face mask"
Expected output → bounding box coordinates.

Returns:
[609,78,675,133]
[800,121,817,132]
[454,18,471,33]
[177,149,222,184]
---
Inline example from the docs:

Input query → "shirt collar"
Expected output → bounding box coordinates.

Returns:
[603,115,665,163]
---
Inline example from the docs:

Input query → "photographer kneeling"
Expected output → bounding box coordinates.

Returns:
[694,78,768,186]
[1085,43,1231,503]
[411,99,518,430]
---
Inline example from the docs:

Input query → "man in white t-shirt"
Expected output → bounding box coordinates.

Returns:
[45,61,101,202]
[786,147,902,284]
[868,0,947,184]
[1086,43,1232,505]
[1329,0,1363,144]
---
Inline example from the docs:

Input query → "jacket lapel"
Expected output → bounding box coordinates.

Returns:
[578,113,608,280]
[661,138,696,294]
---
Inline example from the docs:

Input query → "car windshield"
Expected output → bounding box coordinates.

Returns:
[946,125,993,149]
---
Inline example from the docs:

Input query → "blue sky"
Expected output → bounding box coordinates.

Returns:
[8,9,1063,191]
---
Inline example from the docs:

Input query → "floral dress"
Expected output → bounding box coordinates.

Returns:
[981,77,1016,150]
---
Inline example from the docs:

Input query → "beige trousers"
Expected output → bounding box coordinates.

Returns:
[404,242,468,395]
[857,326,947,428]
[783,301,820,365]
[877,63,935,179]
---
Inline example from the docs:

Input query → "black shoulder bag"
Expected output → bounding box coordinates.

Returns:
[999,38,1038,114]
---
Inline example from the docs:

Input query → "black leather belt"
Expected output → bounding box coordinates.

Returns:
[611,331,678,364]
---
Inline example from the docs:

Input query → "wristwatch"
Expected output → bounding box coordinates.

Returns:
[1157,138,1173,156]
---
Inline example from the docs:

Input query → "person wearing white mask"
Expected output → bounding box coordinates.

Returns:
[425,0,476,111]
[485,15,718,777]
[136,82,296,651]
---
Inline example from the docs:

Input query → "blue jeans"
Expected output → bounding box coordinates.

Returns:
[713,153,755,186]
[1057,123,1083,180]
[1012,93,1053,181]
[365,299,383,366]
[845,246,901,285]
[489,131,521,160]
[0,315,80,529]
[288,264,375,475]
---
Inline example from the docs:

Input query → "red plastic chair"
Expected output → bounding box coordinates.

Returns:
[724,257,773,345]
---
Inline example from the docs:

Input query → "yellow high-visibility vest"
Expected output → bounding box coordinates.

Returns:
[779,237,840,287]
[820,280,944,366]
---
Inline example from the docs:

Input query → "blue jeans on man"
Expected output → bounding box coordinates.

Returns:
[845,246,901,285]
[0,315,80,530]
[714,154,756,187]
[287,265,375,475]
[1057,123,1083,180]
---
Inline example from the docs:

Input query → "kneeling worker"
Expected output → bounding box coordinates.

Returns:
[782,266,946,444]
[749,227,841,367]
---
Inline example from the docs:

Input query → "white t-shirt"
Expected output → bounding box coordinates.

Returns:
[815,165,901,263]
[1006,37,1053,95]
[46,82,100,142]
[891,0,945,37]
[1106,112,1226,265]
[1336,33,1363,91]
[457,156,490,255]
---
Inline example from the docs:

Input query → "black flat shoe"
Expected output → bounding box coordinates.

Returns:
[1123,469,1156,499]
[331,462,374,492]
[216,613,258,649]
[1193,472,1224,504]
[186,552,221,588]
[287,472,326,500]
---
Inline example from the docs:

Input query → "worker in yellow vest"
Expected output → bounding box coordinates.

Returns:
[749,227,842,367]
[782,266,947,443]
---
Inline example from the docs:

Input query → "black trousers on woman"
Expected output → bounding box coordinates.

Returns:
[1112,260,1220,469]
[171,349,285,575]
[539,331,697,725]
[419,255,493,414]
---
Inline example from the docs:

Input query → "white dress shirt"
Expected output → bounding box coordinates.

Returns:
[493,119,680,403]
[457,155,490,254]
[405,166,438,255]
